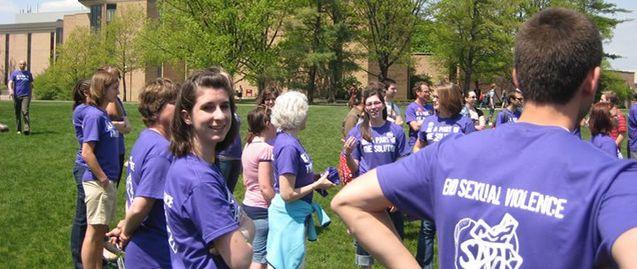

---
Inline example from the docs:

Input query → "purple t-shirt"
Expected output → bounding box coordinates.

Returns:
[590,134,621,159]
[405,102,435,147]
[124,129,173,268]
[377,122,637,268]
[273,131,315,203]
[628,103,637,152]
[10,70,33,96]
[418,114,476,145]
[495,108,521,127]
[73,104,89,165]
[347,121,409,174]
[217,114,242,159]
[164,154,240,269]
[81,106,120,182]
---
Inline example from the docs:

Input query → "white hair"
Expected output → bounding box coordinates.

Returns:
[271,91,308,131]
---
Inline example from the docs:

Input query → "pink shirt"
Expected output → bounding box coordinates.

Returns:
[241,141,274,208]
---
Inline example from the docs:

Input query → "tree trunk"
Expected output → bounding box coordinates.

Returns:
[327,1,343,104]
[306,0,322,105]
[378,56,389,83]
[122,70,128,102]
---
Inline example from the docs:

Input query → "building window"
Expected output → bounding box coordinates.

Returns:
[90,4,102,31]
[106,4,117,23]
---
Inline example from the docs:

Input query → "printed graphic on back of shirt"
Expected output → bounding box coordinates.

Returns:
[453,213,522,269]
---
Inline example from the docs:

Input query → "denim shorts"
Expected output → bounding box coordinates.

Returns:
[252,218,269,264]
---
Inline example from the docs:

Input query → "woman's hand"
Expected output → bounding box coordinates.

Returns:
[314,172,335,190]
[343,136,357,156]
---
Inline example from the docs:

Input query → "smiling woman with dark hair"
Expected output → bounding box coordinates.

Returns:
[163,69,254,269]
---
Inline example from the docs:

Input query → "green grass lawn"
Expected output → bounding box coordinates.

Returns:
[0,100,629,268]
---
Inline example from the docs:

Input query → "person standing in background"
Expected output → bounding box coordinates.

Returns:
[603,91,627,149]
[101,66,132,186]
[383,79,404,126]
[8,60,34,135]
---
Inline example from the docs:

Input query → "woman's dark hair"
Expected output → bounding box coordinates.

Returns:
[138,78,179,127]
[246,105,272,143]
[435,83,463,116]
[170,68,238,157]
[359,84,387,142]
[256,87,279,106]
[589,102,613,136]
[412,81,431,95]
[72,79,90,110]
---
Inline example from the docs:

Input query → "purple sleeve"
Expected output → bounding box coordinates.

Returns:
[405,104,417,123]
[28,72,34,82]
[395,126,410,158]
[417,120,427,142]
[9,71,16,82]
[495,112,505,127]
[463,117,476,134]
[187,182,239,246]
[377,143,438,219]
[275,145,300,176]
[82,114,102,143]
[597,165,637,255]
[136,156,172,199]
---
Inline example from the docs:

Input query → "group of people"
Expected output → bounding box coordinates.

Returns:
[66,7,637,269]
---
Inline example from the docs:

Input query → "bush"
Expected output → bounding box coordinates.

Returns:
[34,68,72,100]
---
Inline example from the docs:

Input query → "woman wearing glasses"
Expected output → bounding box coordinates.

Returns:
[342,85,409,268]
[460,91,487,130]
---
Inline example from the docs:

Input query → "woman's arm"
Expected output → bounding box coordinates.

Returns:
[257,161,275,204]
[279,173,333,202]
[412,139,426,153]
[331,170,420,268]
[213,229,253,269]
[81,142,109,188]
[477,115,487,130]
[106,101,132,134]
[343,136,359,173]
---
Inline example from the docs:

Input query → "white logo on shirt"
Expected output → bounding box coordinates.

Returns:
[300,152,313,173]
[454,213,523,269]
[105,121,119,138]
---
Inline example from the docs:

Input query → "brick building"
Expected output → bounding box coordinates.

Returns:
[1,0,446,102]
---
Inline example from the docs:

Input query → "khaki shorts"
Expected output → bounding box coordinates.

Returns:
[83,180,117,225]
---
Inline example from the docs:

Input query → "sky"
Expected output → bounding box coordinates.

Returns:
[0,0,635,72]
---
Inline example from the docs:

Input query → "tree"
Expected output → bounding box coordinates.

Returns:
[353,0,427,82]
[34,27,109,100]
[103,4,147,101]
[142,0,291,93]
[279,0,357,103]
[428,0,521,92]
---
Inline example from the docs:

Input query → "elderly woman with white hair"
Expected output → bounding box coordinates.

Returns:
[266,91,334,268]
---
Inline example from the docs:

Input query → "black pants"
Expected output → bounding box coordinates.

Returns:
[13,95,31,132]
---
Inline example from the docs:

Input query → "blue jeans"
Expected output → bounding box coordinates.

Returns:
[416,219,435,269]
[251,218,269,264]
[217,159,242,192]
[70,163,87,269]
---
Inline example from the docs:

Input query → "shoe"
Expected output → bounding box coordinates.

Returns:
[23,131,30,135]
[17,131,21,135]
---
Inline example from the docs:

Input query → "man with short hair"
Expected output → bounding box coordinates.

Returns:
[405,82,434,149]
[8,60,34,135]
[628,92,637,159]
[332,8,637,268]
[383,79,404,126]
[494,90,523,127]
